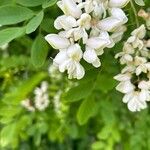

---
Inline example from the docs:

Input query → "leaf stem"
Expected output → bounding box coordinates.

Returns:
[130,0,140,27]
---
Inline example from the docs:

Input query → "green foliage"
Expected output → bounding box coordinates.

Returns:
[26,11,44,34]
[0,27,26,46]
[0,5,34,25]
[77,95,99,125]
[63,81,94,102]
[42,0,57,8]
[16,0,44,7]
[134,0,145,6]
[31,35,48,67]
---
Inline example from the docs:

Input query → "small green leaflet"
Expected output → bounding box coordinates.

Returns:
[31,35,49,68]
[42,0,57,8]
[26,11,44,34]
[0,5,34,25]
[0,27,26,46]
[77,96,99,125]
[134,0,145,6]
[16,0,43,7]
[63,81,94,103]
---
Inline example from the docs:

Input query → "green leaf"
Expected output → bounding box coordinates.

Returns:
[0,5,34,25]
[0,0,12,5]
[0,27,26,46]
[41,18,56,33]
[92,142,105,150]
[134,0,145,6]
[42,0,57,8]
[31,35,48,67]
[2,72,47,104]
[26,11,44,34]
[0,123,17,147]
[16,0,43,7]
[63,81,94,103]
[95,74,117,93]
[0,106,21,118]
[77,96,98,125]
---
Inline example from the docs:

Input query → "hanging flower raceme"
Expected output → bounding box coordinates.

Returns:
[45,0,129,79]
[21,81,50,111]
[114,25,150,112]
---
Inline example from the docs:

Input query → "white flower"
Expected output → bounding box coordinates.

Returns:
[34,81,50,111]
[114,73,131,81]
[83,0,107,18]
[54,15,77,30]
[98,17,122,32]
[127,25,146,49]
[114,24,149,112]
[109,0,130,8]
[131,24,146,39]
[116,80,135,93]
[123,91,147,112]
[72,13,91,43]
[45,0,129,79]
[53,91,62,115]
[83,31,114,67]
[83,46,101,68]
[45,34,70,49]
[111,26,127,43]
[57,0,82,18]
[98,8,128,32]
[77,13,91,30]
[54,44,85,79]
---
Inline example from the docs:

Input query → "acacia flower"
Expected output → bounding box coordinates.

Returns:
[114,25,150,112]
[45,0,129,79]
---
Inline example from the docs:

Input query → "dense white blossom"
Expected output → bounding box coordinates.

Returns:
[114,25,150,112]
[45,0,129,79]
[34,81,50,111]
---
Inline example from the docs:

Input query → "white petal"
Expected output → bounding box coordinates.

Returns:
[86,37,108,49]
[109,0,130,8]
[139,90,149,102]
[138,81,150,90]
[127,98,138,112]
[53,50,68,66]
[57,0,82,18]
[116,81,135,93]
[99,31,115,48]
[131,24,146,39]
[83,47,97,63]
[114,73,131,81]
[92,58,101,68]
[67,44,82,61]
[45,34,70,49]
[98,17,122,32]
[123,92,133,103]
[59,59,70,73]
[110,8,128,24]
[75,63,85,79]
[128,96,147,112]
[54,15,77,30]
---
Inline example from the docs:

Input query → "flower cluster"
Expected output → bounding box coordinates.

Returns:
[21,81,50,111]
[45,0,129,79]
[114,25,150,112]
[34,81,50,111]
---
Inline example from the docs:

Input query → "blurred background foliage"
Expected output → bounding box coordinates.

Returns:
[0,0,150,150]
